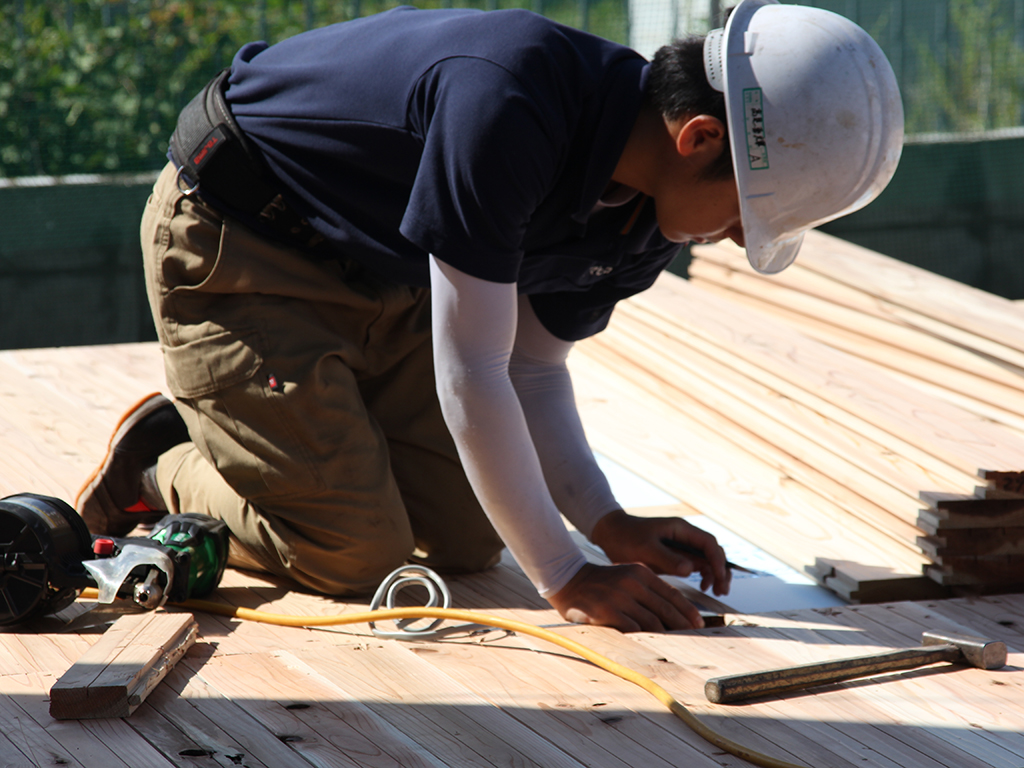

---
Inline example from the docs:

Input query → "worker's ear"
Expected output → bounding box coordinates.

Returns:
[674,115,728,161]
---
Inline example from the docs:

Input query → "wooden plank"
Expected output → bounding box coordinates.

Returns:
[633,274,1024,477]
[917,528,1024,558]
[605,294,982,498]
[978,470,1024,497]
[126,644,287,768]
[922,492,1024,521]
[0,729,35,767]
[911,596,1024,647]
[803,602,1024,762]
[168,650,332,768]
[459,558,932,768]
[294,642,589,768]
[753,609,1024,767]
[352,639,700,768]
[688,249,1024,395]
[49,611,197,720]
[687,264,1024,433]
[693,233,1024,377]
[0,684,98,767]
[780,230,1024,361]
[508,622,818,767]
[640,624,969,768]
[593,312,980,503]
[925,554,1024,581]
[918,499,1024,533]
[569,350,933,590]
[592,316,926,536]
[195,651,448,768]
[811,559,947,604]
[0,669,173,767]
[630,275,1024,475]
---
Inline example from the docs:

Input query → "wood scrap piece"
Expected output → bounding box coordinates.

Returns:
[811,558,947,603]
[919,492,1024,529]
[918,528,1024,558]
[978,470,1024,498]
[49,610,197,720]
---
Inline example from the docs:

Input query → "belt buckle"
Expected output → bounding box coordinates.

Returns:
[174,165,199,196]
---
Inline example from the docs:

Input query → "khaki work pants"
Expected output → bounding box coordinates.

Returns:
[141,163,503,595]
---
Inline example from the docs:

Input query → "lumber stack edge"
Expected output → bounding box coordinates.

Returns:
[574,229,1024,602]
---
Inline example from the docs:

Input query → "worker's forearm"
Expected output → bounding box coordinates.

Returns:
[429,256,587,597]
[507,339,618,536]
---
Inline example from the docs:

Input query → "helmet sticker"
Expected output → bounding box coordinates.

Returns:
[743,88,769,170]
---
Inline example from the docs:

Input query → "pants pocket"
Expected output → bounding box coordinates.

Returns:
[163,330,262,399]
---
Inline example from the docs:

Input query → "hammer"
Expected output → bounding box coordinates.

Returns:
[705,630,1007,704]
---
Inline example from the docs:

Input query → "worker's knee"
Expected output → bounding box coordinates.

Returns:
[412,533,505,575]
[222,500,417,596]
[283,522,418,596]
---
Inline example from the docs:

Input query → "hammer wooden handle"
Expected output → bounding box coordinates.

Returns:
[705,645,963,704]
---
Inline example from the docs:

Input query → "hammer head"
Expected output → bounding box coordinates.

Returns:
[922,630,1007,670]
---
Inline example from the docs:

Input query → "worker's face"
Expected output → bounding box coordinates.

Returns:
[653,115,745,248]
[656,174,744,247]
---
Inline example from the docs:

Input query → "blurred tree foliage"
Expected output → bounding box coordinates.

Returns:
[1,0,627,178]
[2,1,252,175]
[907,0,1024,134]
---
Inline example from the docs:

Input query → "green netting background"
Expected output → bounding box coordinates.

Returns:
[2,0,1023,349]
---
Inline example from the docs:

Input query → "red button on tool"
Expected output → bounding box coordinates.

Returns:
[93,538,115,556]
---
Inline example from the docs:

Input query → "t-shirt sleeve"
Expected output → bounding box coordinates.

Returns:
[400,57,565,283]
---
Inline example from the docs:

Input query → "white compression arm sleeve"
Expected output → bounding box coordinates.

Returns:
[429,256,619,596]
[508,293,620,538]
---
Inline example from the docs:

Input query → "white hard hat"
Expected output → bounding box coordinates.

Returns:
[703,0,904,274]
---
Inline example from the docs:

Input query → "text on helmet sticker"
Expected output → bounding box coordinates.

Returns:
[743,88,769,171]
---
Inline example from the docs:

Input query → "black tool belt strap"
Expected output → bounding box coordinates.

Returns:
[169,69,323,249]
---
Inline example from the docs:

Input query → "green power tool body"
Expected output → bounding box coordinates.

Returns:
[0,493,229,625]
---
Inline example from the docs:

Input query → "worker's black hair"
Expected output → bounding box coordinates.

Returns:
[646,36,734,181]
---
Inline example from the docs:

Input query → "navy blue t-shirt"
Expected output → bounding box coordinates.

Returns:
[226,6,679,340]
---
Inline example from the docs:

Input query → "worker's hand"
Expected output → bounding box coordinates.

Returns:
[591,509,731,597]
[547,561,706,632]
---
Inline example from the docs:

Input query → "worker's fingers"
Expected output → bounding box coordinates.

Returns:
[589,511,732,598]
[697,560,732,596]
[644,573,705,630]
[662,519,730,595]
[548,562,704,633]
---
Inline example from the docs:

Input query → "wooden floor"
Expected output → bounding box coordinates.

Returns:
[1,308,1023,766]
[4,553,1024,768]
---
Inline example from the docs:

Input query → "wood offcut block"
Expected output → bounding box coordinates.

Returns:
[49,611,197,720]
[917,493,1024,534]
[978,470,1024,498]
[917,528,1024,558]
[813,558,947,603]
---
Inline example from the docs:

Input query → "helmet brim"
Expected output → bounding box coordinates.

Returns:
[745,230,804,275]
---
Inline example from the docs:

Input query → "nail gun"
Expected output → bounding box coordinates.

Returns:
[0,493,229,625]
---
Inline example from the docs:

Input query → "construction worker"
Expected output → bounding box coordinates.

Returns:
[78,0,903,632]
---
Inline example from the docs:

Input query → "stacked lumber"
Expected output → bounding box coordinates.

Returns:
[571,230,1024,601]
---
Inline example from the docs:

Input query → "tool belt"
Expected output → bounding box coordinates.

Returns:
[169,69,323,249]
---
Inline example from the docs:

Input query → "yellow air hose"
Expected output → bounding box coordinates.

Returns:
[79,586,807,768]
